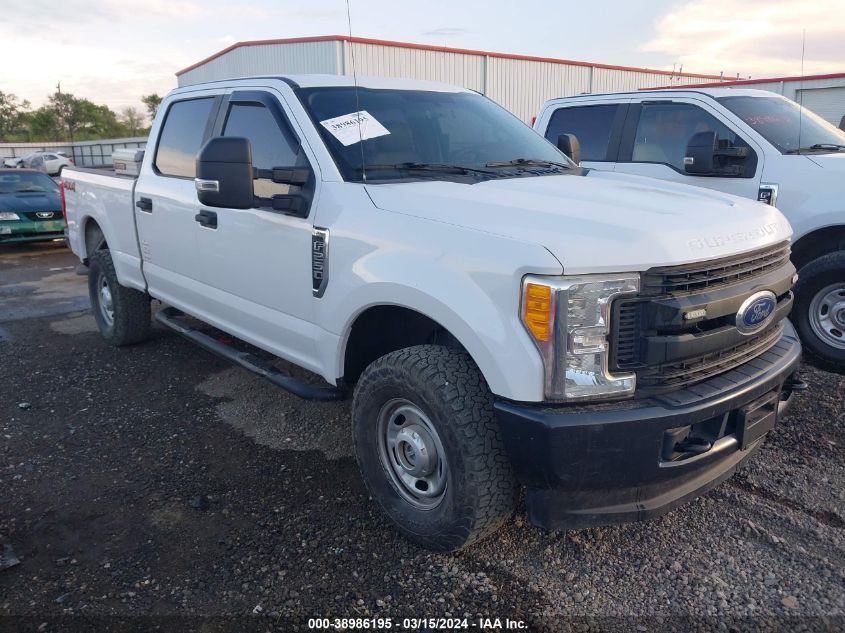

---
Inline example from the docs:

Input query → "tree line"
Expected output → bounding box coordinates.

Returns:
[0,90,163,143]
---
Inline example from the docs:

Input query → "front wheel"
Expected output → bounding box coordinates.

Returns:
[352,345,517,551]
[88,249,151,346]
[793,251,845,371]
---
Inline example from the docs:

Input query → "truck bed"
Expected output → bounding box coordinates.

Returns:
[62,166,145,293]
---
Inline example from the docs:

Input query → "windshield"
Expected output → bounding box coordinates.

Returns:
[0,171,59,194]
[297,87,574,182]
[718,95,845,154]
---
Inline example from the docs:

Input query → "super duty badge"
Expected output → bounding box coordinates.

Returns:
[757,184,779,206]
[312,228,329,297]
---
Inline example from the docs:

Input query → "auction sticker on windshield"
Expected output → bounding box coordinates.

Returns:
[320,111,390,146]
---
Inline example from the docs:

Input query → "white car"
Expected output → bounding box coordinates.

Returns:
[23,151,74,176]
[536,88,845,369]
[3,156,24,168]
[62,75,802,550]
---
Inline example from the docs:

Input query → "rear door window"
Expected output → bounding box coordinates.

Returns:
[154,98,215,178]
[544,104,620,162]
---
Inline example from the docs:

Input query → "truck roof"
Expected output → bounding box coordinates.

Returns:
[172,74,472,95]
[545,87,780,103]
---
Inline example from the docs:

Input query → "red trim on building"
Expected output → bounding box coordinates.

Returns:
[647,71,845,90]
[175,35,725,80]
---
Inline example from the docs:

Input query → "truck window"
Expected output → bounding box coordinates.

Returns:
[630,102,742,171]
[298,87,571,182]
[154,98,215,178]
[222,102,300,197]
[718,95,845,154]
[544,105,619,162]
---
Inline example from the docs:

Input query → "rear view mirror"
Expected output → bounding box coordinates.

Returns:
[557,134,581,164]
[195,136,254,209]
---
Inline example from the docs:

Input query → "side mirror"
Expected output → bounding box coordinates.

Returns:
[195,136,254,209]
[684,131,716,174]
[685,131,749,177]
[557,133,581,164]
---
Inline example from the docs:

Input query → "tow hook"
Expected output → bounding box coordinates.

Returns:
[783,375,808,393]
[675,437,713,455]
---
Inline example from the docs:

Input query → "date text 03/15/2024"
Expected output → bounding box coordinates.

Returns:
[307,617,527,630]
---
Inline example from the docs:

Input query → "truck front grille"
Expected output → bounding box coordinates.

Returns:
[22,211,61,221]
[641,241,791,296]
[636,324,784,392]
[610,243,796,397]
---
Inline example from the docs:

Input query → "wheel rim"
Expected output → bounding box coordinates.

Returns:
[97,272,115,326]
[808,283,845,351]
[377,399,448,509]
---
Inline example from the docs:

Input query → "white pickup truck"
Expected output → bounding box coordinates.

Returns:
[535,87,845,370]
[63,75,803,551]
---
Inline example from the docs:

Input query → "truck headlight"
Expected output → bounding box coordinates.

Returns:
[521,273,640,401]
[0,212,20,221]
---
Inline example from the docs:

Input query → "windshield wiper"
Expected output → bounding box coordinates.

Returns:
[786,143,845,154]
[356,162,499,176]
[485,158,572,169]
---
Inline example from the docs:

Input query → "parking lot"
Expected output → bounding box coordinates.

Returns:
[1,244,843,631]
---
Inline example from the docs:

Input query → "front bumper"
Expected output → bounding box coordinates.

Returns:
[0,219,65,243]
[494,319,802,531]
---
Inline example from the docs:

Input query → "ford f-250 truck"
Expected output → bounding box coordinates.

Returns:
[535,88,845,370]
[63,75,803,551]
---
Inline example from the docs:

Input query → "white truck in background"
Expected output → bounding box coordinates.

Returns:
[536,88,845,370]
[62,75,803,550]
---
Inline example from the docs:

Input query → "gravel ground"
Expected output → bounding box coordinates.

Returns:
[1,246,843,632]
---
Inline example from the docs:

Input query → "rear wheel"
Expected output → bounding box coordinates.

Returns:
[352,345,517,551]
[88,249,151,346]
[793,251,845,371]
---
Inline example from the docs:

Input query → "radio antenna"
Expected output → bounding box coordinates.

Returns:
[797,28,806,154]
[346,0,367,181]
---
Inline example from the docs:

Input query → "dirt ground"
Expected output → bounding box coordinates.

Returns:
[1,243,843,632]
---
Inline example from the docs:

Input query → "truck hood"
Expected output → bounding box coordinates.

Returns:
[806,151,845,169]
[0,191,61,213]
[365,170,791,273]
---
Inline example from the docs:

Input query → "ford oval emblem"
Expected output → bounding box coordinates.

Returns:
[736,291,777,335]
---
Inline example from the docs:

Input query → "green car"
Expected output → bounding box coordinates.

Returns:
[0,169,66,244]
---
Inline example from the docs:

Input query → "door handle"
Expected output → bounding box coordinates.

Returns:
[195,209,218,229]
[135,197,153,212]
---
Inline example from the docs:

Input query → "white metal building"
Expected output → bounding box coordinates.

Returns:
[660,72,845,127]
[176,36,726,122]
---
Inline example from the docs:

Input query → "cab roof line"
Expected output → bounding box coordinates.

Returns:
[170,75,301,92]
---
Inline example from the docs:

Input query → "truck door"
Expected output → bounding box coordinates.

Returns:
[134,95,219,311]
[191,89,321,371]
[613,98,764,200]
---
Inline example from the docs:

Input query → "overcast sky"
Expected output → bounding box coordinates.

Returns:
[2,0,842,121]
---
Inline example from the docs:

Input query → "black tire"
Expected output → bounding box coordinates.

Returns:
[352,345,517,551]
[793,251,845,372]
[88,249,151,346]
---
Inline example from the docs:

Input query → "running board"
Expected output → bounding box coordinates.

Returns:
[155,307,345,401]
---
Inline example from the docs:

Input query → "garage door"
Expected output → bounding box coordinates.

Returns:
[797,86,845,127]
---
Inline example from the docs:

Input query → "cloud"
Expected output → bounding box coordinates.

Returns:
[642,0,844,78]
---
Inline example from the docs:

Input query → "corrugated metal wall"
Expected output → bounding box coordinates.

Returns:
[177,41,340,86]
[344,41,485,91]
[177,39,726,121]
[484,57,591,122]
[797,86,845,126]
